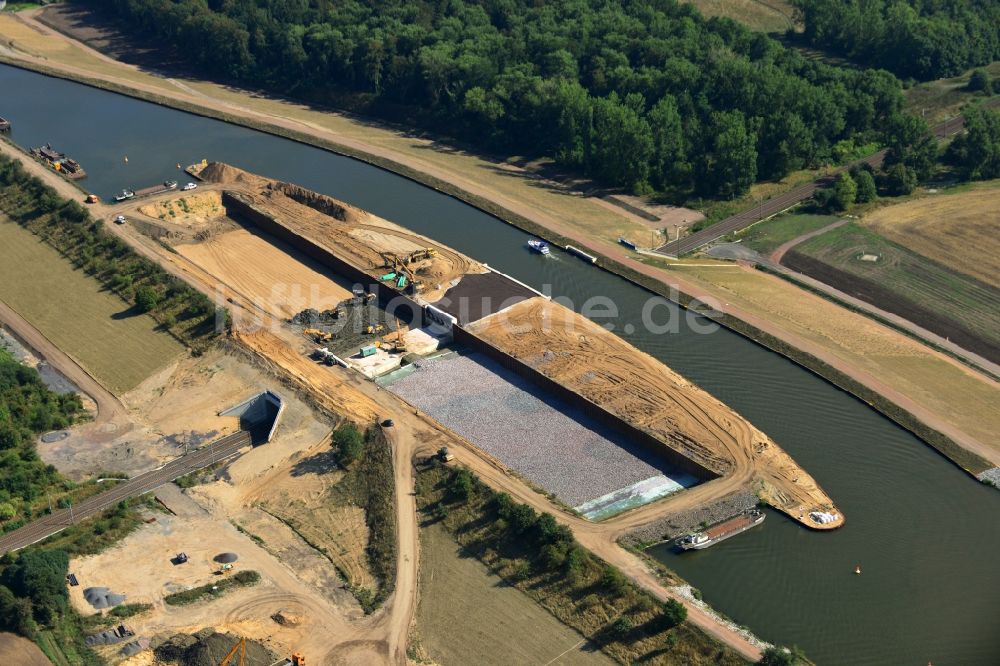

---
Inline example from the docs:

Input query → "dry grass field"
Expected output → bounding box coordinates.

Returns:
[860,183,1000,289]
[667,261,1000,458]
[416,523,613,666]
[786,222,1000,364]
[0,220,184,394]
[686,0,796,32]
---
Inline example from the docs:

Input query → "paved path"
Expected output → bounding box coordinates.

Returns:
[770,218,848,264]
[656,103,999,257]
[0,430,250,554]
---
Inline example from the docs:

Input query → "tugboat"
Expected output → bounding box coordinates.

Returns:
[676,509,765,550]
[114,189,136,202]
[527,239,550,255]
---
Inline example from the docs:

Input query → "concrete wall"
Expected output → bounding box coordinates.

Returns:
[452,326,718,481]
[223,189,715,480]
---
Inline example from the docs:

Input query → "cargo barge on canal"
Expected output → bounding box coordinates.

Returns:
[676,509,765,550]
[30,143,86,179]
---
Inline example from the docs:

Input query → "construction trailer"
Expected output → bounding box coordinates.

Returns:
[360,345,378,358]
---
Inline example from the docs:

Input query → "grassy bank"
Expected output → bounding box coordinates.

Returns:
[738,213,841,255]
[163,570,260,606]
[0,151,222,355]
[0,59,990,482]
[416,462,747,665]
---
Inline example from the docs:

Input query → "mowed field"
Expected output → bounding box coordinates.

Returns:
[0,220,184,394]
[860,184,1000,289]
[686,0,796,32]
[785,222,1000,365]
[417,523,612,666]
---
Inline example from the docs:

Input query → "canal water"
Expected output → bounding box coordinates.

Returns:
[3,64,998,665]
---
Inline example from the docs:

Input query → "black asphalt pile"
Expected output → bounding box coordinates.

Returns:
[154,629,276,666]
[431,271,536,324]
[83,586,126,609]
[291,299,402,357]
[214,552,239,563]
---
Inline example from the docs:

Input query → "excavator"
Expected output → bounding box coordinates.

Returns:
[303,328,333,343]
[219,637,306,666]
[389,317,407,354]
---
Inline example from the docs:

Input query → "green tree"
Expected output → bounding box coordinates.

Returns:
[134,286,159,313]
[854,169,878,203]
[945,106,1000,180]
[832,172,858,210]
[0,502,14,523]
[660,598,687,628]
[882,163,918,195]
[447,467,474,501]
[1,549,70,625]
[968,69,992,94]
[703,112,758,198]
[757,645,807,666]
[0,585,36,637]
[332,423,363,466]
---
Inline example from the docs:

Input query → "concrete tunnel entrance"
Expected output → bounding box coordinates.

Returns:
[219,390,284,445]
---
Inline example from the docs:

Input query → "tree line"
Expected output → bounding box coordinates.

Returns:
[92,0,909,198]
[794,0,1000,81]
[0,154,223,349]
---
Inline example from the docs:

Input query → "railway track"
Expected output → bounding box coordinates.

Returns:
[0,430,251,554]
[656,103,994,257]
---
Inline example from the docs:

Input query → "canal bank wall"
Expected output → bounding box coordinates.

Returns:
[0,57,991,480]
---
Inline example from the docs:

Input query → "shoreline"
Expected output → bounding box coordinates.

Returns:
[0,56,994,483]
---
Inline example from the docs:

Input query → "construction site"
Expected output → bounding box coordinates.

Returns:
[122,161,842,530]
[7,153,845,665]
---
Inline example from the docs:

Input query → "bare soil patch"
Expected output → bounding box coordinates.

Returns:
[0,632,50,666]
[138,191,225,229]
[176,228,354,319]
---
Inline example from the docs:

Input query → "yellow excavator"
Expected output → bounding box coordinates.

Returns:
[219,637,245,666]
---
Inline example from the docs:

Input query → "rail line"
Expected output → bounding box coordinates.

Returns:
[0,430,251,554]
[656,103,995,257]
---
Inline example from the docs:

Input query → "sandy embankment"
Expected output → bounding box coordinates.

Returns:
[468,297,844,528]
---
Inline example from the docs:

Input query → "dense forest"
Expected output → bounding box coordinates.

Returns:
[794,0,1000,81]
[0,348,81,533]
[92,0,909,197]
[0,154,222,348]
[946,105,1000,179]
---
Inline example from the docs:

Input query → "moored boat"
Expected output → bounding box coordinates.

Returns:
[676,509,765,550]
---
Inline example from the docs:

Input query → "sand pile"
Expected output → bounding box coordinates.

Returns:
[198,162,264,187]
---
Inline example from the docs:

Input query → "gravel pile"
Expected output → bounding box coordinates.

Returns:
[154,629,276,666]
[976,467,1000,488]
[621,491,758,546]
[389,352,690,507]
[83,587,126,610]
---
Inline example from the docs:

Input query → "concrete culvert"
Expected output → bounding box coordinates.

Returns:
[214,552,239,564]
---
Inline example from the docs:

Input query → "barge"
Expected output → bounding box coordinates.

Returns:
[676,509,765,550]
[0,117,10,132]
[115,180,177,202]
[30,144,87,180]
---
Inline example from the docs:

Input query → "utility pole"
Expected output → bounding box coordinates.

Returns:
[69,500,74,525]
